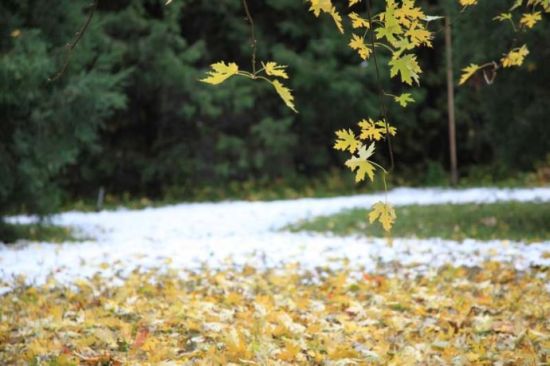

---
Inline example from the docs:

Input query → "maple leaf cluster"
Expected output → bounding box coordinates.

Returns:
[333,118,397,231]
[200,60,297,113]
[307,0,438,232]
[459,0,548,86]
[334,119,396,185]
[194,0,549,234]
[308,0,433,88]
[1,262,549,364]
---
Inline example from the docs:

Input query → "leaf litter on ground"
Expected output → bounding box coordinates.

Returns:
[0,261,549,365]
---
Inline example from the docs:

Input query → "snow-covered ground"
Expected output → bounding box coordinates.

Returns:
[1,187,550,289]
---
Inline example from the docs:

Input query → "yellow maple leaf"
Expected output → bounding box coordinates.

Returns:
[459,0,478,7]
[278,341,301,362]
[537,0,550,12]
[224,328,251,360]
[345,143,376,182]
[501,45,529,68]
[200,61,239,85]
[348,0,361,6]
[510,0,523,10]
[308,0,343,33]
[369,201,396,231]
[349,34,371,60]
[309,0,332,17]
[334,129,361,153]
[520,12,542,28]
[358,118,396,141]
[330,7,344,33]
[376,1,403,46]
[262,61,289,79]
[349,12,370,29]
[394,93,414,107]
[405,22,432,47]
[395,0,425,26]
[389,53,422,85]
[493,12,513,22]
[272,80,297,113]
[459,63,480,85]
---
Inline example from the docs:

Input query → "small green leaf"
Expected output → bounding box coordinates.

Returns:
[394,93,415,107]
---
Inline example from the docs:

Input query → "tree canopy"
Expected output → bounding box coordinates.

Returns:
[1,0,549,224]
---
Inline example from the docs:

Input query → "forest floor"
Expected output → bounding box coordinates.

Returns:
[1,187,549,364]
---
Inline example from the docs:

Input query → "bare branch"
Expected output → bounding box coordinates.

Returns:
[366,0,394,172]
[49,1,98,82]
[242,0,257,75]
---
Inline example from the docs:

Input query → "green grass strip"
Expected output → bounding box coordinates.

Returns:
[0,222,81,244]
[287,201,550,242]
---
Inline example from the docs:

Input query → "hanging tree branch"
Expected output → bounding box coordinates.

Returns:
[366,0,395,172]
[242,0,258,75]
[49,0,98,82]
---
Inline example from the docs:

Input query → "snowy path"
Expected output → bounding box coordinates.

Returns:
[1,187,550,287]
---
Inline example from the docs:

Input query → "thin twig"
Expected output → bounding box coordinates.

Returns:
[366,0,394,172]
[431,6,465,36]
[49,1,98,82]
[242,0,257,75]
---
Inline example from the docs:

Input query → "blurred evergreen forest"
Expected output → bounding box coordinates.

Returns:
[1,0,549,216]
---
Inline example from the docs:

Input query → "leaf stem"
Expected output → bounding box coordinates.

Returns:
[371,161,388,175]
[508,19,517,32]
[374,42,394,53]
[238,71,255,79]
[238,71,273,85]
[366,0,395,172]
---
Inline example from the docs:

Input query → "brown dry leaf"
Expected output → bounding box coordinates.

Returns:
[132,326,150,349]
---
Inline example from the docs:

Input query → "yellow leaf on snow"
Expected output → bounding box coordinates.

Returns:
[224,328,251,360]
[272,80,297,113]
[278,341,301,362]
[262,61,289,79]
[3,261,550,364]
[345,143,376,182]
[334,129,361,153]
[369,201,396,231]
[200,61,239,85]
[459,63,480,85]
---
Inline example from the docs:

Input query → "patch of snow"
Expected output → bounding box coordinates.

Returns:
[1,187,550,288]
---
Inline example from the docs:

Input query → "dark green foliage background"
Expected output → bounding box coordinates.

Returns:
[1,0,549,218]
